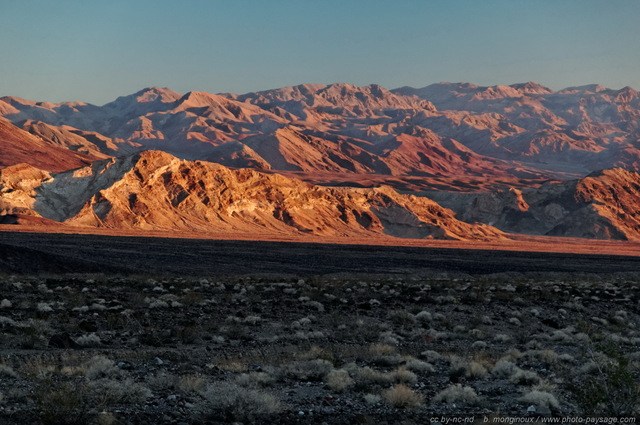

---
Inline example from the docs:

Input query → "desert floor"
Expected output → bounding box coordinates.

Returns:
[0,231,638,424]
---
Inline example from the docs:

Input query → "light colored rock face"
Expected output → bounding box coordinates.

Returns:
[0,164,52,216]
[450,168,640,241]
[0,151,503,241]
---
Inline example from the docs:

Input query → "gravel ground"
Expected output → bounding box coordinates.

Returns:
[0,270,638,424]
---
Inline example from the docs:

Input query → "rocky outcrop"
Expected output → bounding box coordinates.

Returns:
[4,81,640,184]
[0,151,503,240]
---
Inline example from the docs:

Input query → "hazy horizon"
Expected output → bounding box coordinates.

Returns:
[1,0,639,104]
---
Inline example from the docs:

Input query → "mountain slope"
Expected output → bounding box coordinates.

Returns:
[0,151,503,240]
[19,119,146,159]
[0,120,100,172]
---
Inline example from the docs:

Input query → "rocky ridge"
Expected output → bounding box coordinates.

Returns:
[0,82,573,189]
[394,82,640,174]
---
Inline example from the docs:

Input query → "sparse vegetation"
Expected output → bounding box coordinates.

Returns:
[326,368,354,392]
[570,341,640,415]
[0,271,638,423]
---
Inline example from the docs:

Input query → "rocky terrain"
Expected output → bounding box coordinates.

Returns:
[0,228,638,425]
[5,149,640,241]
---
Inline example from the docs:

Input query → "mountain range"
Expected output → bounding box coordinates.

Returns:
[1,81,640,241]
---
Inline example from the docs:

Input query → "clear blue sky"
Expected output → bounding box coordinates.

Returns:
[1,0,638,105]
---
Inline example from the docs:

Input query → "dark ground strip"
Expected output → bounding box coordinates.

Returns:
[0,231,638,276]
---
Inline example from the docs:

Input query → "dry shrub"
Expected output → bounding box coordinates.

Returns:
[491,360,517,379]
[449,356,487,379]
[94,412,117,425]
[420,350,443,362]
[326,369,354,392]
[415,311,432,323]
[286,359,333,381]
[201,381,283,421]
[215,360,248,373]
[368,343,395,357]
[467,361,488,379]
[520,390,560,410]
[85,356,120,380]
[363,393,381,405]
[404,358,435,373]
[75,333,101,347]
[21,357,56,379]
[432,384,479,405]
[355,366,392,386]
[178,374,207,394]
[391,366,418,384]
[36,379,91,425]
[0,364,18,378]
[300,345,334,362]
[89,378,152,405]
[383,384,423,408]
[510,368,541,385]
[236,372,275,388]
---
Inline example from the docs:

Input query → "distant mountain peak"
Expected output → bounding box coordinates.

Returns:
[135,87,182,103]
[510,81,553,95]
[103,87,182,110]
[560,84,608,94]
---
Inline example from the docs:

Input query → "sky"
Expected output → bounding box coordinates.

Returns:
[1,0,639,105]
